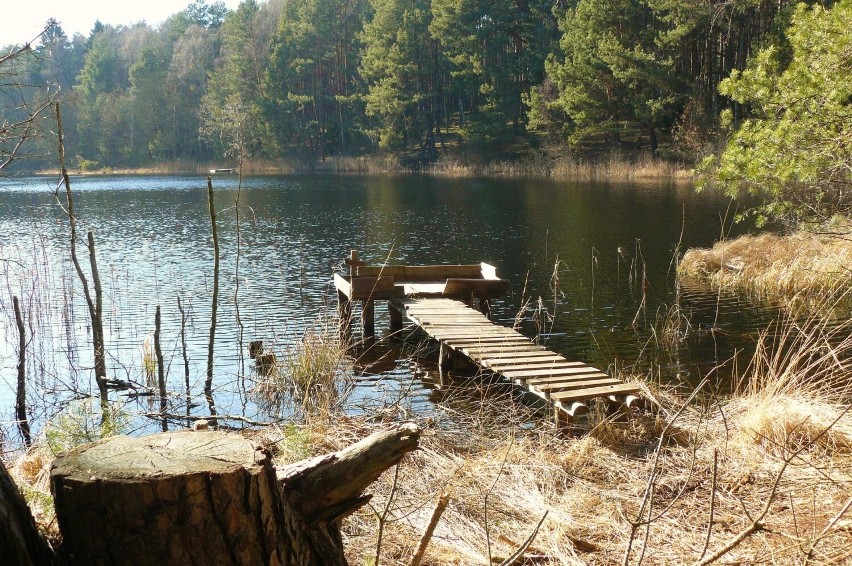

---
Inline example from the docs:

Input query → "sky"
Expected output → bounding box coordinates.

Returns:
[1,0,243,47]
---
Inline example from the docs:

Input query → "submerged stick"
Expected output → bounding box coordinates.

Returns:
[177,296,190,424]
[155,305,166,432]
[205,177,219,426]
[13,296,31,447]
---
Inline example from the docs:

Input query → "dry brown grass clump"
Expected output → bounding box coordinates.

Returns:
[679,231,852,306]
[427,154,692,181]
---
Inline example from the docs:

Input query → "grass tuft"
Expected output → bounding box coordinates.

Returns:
[253,318,354,422]
[679,231,852,308]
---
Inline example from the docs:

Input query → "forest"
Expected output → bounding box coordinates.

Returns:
[2,0,841,176]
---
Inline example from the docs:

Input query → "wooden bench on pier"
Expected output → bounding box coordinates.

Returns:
[333,250,508,337]
[333,251,642,426]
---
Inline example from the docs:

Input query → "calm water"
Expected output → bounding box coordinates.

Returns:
[0,174,771,439]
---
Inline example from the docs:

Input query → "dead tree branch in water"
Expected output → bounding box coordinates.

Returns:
[205,177,219,426]
[54,102,109,415]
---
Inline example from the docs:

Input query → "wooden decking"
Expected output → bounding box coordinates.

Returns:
[390,297,641,425]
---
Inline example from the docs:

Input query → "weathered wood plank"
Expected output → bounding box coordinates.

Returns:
[479,355,568,366]
[486,362,588,373]
[550,383,640,403]
[525,372,610,384]
[473,350,556,360]
[445,337,531,346]
[461,344,548,355]
[530,378,622,393]
[502,366,609,379]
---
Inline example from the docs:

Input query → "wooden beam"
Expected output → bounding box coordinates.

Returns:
[551,383,640,403]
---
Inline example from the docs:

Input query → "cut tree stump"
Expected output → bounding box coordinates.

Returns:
[51,424,420,566]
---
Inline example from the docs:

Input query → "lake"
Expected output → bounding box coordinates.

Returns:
[0,174,771,439]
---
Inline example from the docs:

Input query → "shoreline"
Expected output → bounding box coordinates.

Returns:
[29,154,695,182]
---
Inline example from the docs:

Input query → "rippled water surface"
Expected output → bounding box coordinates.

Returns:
[0,174,772,437]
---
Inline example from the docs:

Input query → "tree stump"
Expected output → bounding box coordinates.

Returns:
[51,431,286,565]
[51,424,421,565]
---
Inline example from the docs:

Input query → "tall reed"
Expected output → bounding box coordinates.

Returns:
[253,317,354,422]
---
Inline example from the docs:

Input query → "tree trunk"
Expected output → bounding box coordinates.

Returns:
[0,459,57,565]
[50,424,420,565]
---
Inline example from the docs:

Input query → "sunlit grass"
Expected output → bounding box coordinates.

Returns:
[679,231,852,310]
[252,318,354,422]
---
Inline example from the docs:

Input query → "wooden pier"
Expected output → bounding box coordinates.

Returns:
[333,251,641,426]
[389,297,641,426]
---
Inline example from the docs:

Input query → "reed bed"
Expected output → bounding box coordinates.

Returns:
[252,318,355,422]
[428,154,692,181]
[679,231,852,309]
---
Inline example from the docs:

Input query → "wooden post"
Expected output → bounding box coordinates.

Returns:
[554,407,572,431]
[554,403,588,432]
[388,303,403,333]
[362,299,375,339]
[439,343,453,373]
[478,298,492,320]
[337,290,352,334]
[344,249,365,277]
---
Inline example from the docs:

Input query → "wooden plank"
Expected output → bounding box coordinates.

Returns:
[463,347,547,359]
[425,328,511,336]
[428,331,521,340]
[406,306,483,312]
[485,358,579,370]
[410,309,485,315]
[403,265,483,280]
[525,372,610,384]
[357,265,407,277]
[474,351,556,360]
[550,383,640,403]
[486,362,586,373]
[333,272,353,298]
[530,378,622,393]
[503,366,608,379]
[443,278,508,299]
[445,337,531,346]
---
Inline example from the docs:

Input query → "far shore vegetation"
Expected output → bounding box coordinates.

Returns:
[41,151,695,181]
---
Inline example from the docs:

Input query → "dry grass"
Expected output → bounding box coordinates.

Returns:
[428,153,693,181]
[679,231,852,308]
[252,318,354,422]
[332,317,852,565]
[329,387,851,565]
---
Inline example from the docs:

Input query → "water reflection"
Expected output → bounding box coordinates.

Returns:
[0,174,773,434]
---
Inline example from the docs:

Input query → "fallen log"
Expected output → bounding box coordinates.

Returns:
[50,424,420,565]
